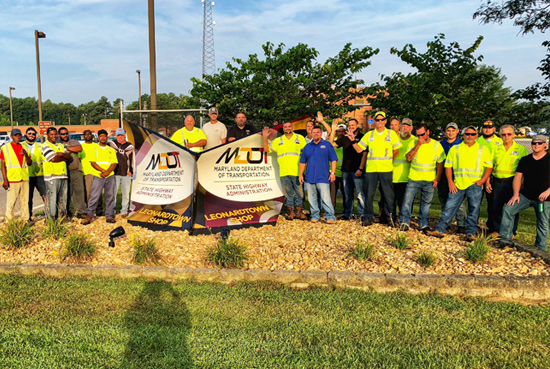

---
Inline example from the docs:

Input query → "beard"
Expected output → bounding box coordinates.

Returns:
[400,132,410,139]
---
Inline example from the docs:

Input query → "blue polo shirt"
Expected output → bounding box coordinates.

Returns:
[300,139,338,184]
[440,137,462,155]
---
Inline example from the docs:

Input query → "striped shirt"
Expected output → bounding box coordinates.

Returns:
[41,141,68,181]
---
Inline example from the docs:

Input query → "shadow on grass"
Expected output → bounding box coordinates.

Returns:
[122,280,192,369]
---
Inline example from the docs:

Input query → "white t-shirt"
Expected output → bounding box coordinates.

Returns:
[305,131,328,143]
[202,121,227,150]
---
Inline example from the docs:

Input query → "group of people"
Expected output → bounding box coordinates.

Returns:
[262,112,549,252]
[2,126,134,225]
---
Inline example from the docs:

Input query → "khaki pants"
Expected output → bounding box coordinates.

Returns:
[6,181,30,220]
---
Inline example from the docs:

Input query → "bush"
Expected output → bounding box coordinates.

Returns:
[416,250,437,268]
[349,240,376,261]
[42,216,69,239]
[61,233,97,261]
[130,234,162,265]
[465,235,492,263]
[388,231,409,250]
[207,236,248,268]
[0,219,34,249]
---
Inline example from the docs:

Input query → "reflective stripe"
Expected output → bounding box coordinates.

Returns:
[277,152,300,158]
[392,142,400,149]
[455,173,482,178]
[369,156,392,161]
[393,159,408,164]
[411,167,434,172]
[412,162,433,167]
[95,161,111,165]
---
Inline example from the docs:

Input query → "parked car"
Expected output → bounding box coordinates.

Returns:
[68,133,98,144]
[0,135,12,148]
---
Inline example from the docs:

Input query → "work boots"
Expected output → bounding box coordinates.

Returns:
[295,206,307,220]
[287,207,295,220]
[81,214,93,225]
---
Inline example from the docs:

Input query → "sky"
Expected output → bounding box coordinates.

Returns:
[0,0,547,107]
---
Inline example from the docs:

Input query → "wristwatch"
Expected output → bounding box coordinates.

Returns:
[330,172,335,175]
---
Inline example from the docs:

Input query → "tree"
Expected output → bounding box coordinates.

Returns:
[368,34,515,129]
[190,42,379,126]
[474,0,550,99]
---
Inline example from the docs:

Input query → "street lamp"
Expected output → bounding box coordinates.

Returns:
[35,30,46,122]
[136,69,142,124]
[9,87,15,128]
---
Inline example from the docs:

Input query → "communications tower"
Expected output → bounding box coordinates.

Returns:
[201,0,216,76]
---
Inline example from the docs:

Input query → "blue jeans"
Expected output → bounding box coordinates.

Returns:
[435,184,483,236]
[305,182,335,221]
[280,176,303,207]
[113,175,132,215]
[500,194,549,251]
[438,176,466,227]
[45,179,68,220]
[401,180,435,229]
[364,172,393,221]
[342,171,365,217]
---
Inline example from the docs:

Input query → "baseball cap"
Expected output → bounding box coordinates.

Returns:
[464,125,477,132]
[116,128,126,136]
[338,124,347,130]
[446,122,459,130]
[46,127,57,134]
[10,128,22,136]
[209,107,218,115]
[401,118,412,126]
[531,135,548,143]
[373,111,386,119]
[482,120,494,127]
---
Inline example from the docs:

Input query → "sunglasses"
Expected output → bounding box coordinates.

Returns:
[27,133,36,136]
[532,142,545,146]
[374,118,386,122]
[464,133,477,136]
[483,125,494,128]
[59,133,69,136]
[501,133,513,137]
[417,132,427,137]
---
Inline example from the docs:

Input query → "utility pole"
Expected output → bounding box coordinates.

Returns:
[148,0,157,129]
[9,87,15,128]
[137,69,142,124]
[35,30,46,122]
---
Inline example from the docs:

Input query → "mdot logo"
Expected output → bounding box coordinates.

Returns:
[216,147,268,165]
[146,152,182,170]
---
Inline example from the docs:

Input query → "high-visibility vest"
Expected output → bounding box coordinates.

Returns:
[80,142,98,176]
[445,142,492,190]
[91,145,118,178]
[357,128,402,173]
[476,135,503,156]
[171,127,207,153]
[42,141,67,178]
[335,146,343,177]
[22,142,43,177]
[409,139,446,182]
[393,135,416,183]
[1,143,29,182]
[269,133,306,177]
[493,141,528,179]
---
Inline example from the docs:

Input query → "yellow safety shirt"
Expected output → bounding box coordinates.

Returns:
[22,142,43,177]
[493,141,528,179]
[476,135,503,156]
[409,139,446,182]
[393,135,416,183]
[171,127,207,153]
[269,133,306,177]
[1,144,29,182]
[80,142,99,176]
[42,141,67,178]
[357,128,402,173]
[90,145,118,178]
[445,142,492,190]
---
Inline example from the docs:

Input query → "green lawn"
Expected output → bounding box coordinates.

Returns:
[0,275,548,368]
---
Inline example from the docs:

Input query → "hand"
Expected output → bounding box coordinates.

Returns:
[475,180,484,187]
[539,189,550,201]
[345,130,356,141]
[507,194,520,206]
[316,111,325,123]
[299,175,304,185]
[262,127,270,137]
[20,149,29,157]
[448,181,458,194]
[186,142,192,149]
[100,170,109,178]
[3,181,9,190]
[329,173,336,183]
[331,120,338,130]
[485,182,492,193]
[432,180,438,188]
[355,170,362,177]
[127,171,132,177]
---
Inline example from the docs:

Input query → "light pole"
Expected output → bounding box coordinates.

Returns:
[136,69,142,124]
[148,0,157,129]
[9,87,15,128]
[35,30,46,122]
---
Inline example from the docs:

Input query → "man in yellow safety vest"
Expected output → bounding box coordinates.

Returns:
[428,126,493,240]
[82,129,118,225]
[41,127,72,220]
[486,124,528,238]
[1,128,32,220]
[263,122,307,220]
[171,115,207,153]
[22,127,47,221]
[348,111,402,227]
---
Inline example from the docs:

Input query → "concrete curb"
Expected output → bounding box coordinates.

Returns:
[0,263,548,303]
